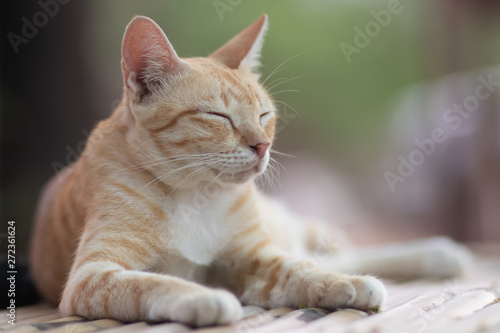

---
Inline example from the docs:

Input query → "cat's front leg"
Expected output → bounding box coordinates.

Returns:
[61,237,242,327]
[221,239,386,311]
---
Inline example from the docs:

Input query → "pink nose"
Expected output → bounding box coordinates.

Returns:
[250,142,270,159]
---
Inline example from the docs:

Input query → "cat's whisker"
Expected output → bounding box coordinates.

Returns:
[265,76,289,91]
[118,155,196,171]
[261,168,272,190]
[139,159,216,192]
[132,136,161,153]
[264,66,292,88]
[169,159,224,194]
[139,165,197,193]
[273,100,302,118]
[267,160,278,175]
[255,161,272,189]
[254,172,265,190]
[118,153,221,172]
[134,154,219,169]
[257,164,276,192]
[207,165,228,189]
[270,149,295,158]
[269,157,288,174]
[269,89,300,97]
[172,157,227,186]
[267,74,307,92]
[260,158,282,192]
[209,159,234,188]
[265,161,281,191]
[261,50,307,87]
[263,66,289,87]
[230,164,238,179]
[271,163,282,187]
[123,157,203,173]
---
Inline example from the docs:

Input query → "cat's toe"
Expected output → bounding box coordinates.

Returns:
[190,290,242,326]
[309,278,356,308]
[312,274,386,311]
[348,276,387,310]
[150,289,242,327]
[210,290,244,325]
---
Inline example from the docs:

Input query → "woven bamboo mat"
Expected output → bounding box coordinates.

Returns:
[2,244,499,333]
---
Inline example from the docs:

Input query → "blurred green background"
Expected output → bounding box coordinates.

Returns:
[2,0,500,255]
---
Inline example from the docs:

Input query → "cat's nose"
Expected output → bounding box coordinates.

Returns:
[250,142,270,159]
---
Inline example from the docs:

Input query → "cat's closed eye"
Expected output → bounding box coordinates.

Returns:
[205,111,233,127]
[260,111,273,126]
[206,111,230,119]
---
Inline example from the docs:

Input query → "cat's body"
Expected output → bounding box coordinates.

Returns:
[30,15,469,327]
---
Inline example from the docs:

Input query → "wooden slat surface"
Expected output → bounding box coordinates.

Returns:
[2,245,499,333]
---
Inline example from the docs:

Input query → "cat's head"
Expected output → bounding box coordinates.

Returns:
[120,15,276,188]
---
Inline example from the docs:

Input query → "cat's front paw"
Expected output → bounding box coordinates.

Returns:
[347,276,387,310]
[149,289,243,327]
[308,274,386,311]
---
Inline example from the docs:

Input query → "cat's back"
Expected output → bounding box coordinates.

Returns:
[30,163,90,303]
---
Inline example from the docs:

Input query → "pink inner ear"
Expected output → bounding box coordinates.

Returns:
[121,16,185,88]
[211,14,268,70]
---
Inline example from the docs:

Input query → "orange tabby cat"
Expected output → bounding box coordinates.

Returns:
[30,14,386,326]
[31,14,467,327]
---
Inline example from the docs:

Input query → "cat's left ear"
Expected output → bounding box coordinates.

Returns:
[121,16,189,93]
[210,14,268,73]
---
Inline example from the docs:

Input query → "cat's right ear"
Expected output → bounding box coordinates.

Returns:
[121,16,188,95]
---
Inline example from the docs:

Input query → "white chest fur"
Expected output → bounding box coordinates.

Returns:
[164,187,236,266]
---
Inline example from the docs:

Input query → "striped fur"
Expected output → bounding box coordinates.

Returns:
[30,15,386,327]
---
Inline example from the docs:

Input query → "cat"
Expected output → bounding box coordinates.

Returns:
[30,14,469,327]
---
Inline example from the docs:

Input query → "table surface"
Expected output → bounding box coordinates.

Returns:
[2,244,499,333]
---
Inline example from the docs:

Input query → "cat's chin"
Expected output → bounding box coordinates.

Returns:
[217,165,263,184]
[220,169,257,184]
